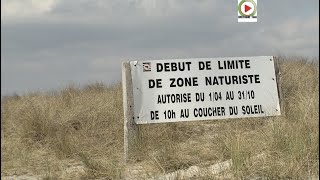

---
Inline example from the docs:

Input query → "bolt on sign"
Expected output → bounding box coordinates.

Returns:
[123,56,281,124]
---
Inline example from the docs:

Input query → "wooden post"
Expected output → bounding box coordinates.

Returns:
[122,62,138,163]
[274,56,284,115]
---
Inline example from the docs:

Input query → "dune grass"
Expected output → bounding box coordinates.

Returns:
[1,56,319,179]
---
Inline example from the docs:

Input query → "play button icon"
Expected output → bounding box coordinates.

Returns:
[241,2,255,15]
[238,0,257,22]
[238,0,256,16]
[245,5,251,13]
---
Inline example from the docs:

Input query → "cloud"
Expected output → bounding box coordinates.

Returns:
[2,0,219,24]
[1,0,319,95]
[1,0,58,22]
[250,15,319,56]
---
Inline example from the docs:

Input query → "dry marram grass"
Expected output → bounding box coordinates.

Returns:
[1,57,319,179]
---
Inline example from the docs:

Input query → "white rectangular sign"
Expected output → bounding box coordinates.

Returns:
[128,56,281,124]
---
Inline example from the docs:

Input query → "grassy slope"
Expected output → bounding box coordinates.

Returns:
[1,57,319,179]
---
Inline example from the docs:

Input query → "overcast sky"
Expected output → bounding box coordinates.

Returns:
[1,0,319,95]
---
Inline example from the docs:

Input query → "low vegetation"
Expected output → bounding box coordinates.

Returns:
[1,56,319,179]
